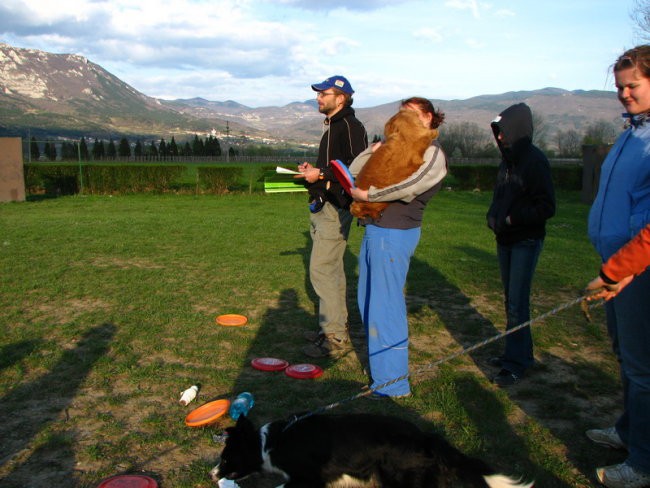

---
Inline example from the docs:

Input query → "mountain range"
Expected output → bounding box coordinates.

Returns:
[0,42,623,147]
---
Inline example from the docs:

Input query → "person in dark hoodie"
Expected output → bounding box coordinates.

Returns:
[486,102,556,387]
[296,76,368,358]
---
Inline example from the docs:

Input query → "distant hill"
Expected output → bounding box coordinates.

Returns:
[0,42,622,147]
[0,43,257,141]
[163,88,622,146]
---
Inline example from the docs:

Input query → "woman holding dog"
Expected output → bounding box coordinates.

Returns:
[584,45,650,488]
[349,97,447,398]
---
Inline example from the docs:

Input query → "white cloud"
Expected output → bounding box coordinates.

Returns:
[264,0,407,11]
[320,37,360,57]
[413,28,443,43]
[444,0,480,19]
[0,0,634,107]
[465,38,485,49]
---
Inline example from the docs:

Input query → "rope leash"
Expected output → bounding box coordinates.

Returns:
[283,294,600,431]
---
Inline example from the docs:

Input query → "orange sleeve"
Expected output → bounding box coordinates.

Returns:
[601,224,650,282]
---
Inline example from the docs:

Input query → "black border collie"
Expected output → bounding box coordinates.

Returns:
[213,413,533,487]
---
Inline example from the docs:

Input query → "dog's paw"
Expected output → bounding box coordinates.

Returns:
[209,463,221,482]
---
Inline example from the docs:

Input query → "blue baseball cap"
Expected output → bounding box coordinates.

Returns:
[311,75,354,95]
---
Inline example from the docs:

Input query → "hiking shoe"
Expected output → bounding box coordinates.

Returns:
[596,462,650,487]
[303,333,351,358]
[492,368,520,387]
[586,427,626,450]
[303,330,324,343]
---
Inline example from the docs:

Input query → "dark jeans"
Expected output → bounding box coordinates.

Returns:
[607,271,650,474]
[497,238,543,377]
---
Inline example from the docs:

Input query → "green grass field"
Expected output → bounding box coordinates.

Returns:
[0,190,622,487]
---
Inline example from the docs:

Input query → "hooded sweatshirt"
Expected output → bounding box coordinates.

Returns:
[486,103,556,245]
[306,105,368,208]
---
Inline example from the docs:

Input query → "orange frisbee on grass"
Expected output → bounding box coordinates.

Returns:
[185,399,230,427]
[96,474,158,488]
[216,314,248,327]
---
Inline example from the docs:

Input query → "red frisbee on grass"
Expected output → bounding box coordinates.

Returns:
[96,474,158,488]
[285,363,324,379]
[216,314,248,327]
[185,399,230,427]
[251,357,289,372]
[330,159,355,195]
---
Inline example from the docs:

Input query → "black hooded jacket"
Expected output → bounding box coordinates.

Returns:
[308,105,368,208]
[486,103,556,245]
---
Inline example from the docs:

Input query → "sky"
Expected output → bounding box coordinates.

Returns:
[0,0,645,108]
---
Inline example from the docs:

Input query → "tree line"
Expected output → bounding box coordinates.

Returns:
[431,116,621,159]
[28,134,227,162]
[28,114,621,163]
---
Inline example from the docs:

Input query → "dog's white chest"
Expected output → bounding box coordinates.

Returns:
[260,424,290,479]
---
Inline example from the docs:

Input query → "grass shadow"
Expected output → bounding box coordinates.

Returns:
[407,247,622,485]
[0,323,117,487]
[0,339,44,372]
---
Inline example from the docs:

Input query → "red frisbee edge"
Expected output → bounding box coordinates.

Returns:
[285,363,324,379]
[251,357,289,372]
[96,474,158,488]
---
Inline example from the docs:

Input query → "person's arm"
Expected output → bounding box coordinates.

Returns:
[366,144,447,203]
[348,145,375,177]
[508,154,555,226]
[602,223,650,281]
[586,223,650,300]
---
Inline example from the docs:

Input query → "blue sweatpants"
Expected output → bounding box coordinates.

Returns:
[357,224,421,396]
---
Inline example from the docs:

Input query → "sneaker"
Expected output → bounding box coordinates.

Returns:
[367,391,412,400]
[303,333,351,358]
[596,462,650,487]
[492,368,520,387]
[586,427,626,450]
[303,330,323,343]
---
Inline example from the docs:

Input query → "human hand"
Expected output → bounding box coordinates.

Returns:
[585,275,634,301]
[294,162,314,180]
[350,187,369,201]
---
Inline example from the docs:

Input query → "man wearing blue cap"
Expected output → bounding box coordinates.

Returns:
[297,75,368,358]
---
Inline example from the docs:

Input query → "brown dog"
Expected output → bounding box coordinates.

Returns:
[351,110,437,220]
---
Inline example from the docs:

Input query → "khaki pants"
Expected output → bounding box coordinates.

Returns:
[309,202,353,338]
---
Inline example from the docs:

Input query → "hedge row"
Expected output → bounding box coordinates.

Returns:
[24,164,245,195]
[23,163,583,196]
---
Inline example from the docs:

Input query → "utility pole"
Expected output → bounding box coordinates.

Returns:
[225,121,230,163]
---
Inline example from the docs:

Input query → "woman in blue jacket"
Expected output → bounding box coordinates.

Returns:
[586,45,650,488]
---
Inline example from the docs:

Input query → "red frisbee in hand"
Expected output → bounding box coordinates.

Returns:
[330,159,355,195]
[96,474,158,488]
[251,357,289,372]
[285,363,324,379]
